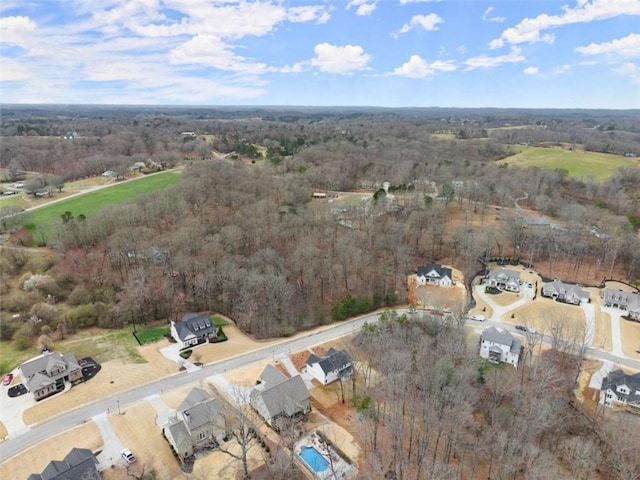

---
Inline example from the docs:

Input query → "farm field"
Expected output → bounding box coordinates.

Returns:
[497,146,638,181]
[22,170,182,236]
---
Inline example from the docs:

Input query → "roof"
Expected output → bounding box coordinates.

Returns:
[306,348,352,376]
[417,263,452,280]
[173,313,216,341]
[20,352,80,393]
[260,364,288,387]
[489,268,520,283]
[481,327,521,354]
[604,289,640,311]
[179,388,222,431]
[601,369,640,404]
[28,448,98,480]
[252,366,310,419]
[542,280,589,299]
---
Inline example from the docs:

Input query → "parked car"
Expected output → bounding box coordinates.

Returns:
[470,314,486,322]
[515,325,528,332]
[2,373,13,386]
[121,449,136,464]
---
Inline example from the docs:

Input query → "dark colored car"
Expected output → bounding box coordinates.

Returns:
[515,325,528,332]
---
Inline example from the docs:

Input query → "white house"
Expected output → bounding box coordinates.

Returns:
[600,369,640,408]
[542,280,589,305]
[487,268,520,292]
[305,348,353,385]
[479,327,521,368]
[603,289,640,321]
[171,313,216,349]
[416,263,453,287]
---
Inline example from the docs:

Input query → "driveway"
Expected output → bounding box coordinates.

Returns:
[92,412,126,471]
[0,376,33,439]
[602,307,626,358]
[145,394,174,428]
[160,343,201,373]
[474,283,533,322]
[580,302,596,347]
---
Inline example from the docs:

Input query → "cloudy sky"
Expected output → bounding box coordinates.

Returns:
[1,0,639,108]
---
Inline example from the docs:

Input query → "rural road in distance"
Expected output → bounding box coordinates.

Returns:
[2,310,639,462]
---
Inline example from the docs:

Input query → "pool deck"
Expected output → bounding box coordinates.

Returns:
[296,431,356,480]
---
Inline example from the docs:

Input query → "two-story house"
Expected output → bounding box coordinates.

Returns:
[306,348,353,385]
[171,313,217,349]
[163,387,226,461]
[28,448,99,480]
[479,327,522,368]
[600,369,640,408]
[250,365,311,428]
[416,263,453,287]
[603,289,640,321]
[19,351,83,401]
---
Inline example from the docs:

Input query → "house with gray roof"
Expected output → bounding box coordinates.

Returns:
[163,387,226,461]
[19,351,82,401]
[600,369,640,409]
[306,348,353,385]
[27,448,99,480]
[487,267,521,292]
[479,327,522,368]
[542,280,590,305]
[250,365,311,428]
[416,263,453,287]
[603,289,640,321]
[171,312,216,349]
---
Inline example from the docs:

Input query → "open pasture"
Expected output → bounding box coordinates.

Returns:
[497,146,637,181]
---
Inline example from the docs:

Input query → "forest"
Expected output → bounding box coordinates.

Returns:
[1,105,639,343]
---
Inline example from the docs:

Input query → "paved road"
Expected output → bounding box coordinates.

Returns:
[0,312,371,462]
[2,308,639,463]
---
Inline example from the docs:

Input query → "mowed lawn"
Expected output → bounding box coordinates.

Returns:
[23,170,182,233]
[497,147,638,181]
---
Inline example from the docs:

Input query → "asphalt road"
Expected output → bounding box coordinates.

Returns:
[2,311,639,463]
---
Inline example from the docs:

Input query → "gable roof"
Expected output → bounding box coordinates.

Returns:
[179,388,222,431]
[604,289,640,311]
[417,263,452,280]
[173,313,215,341]
[28,448,98,480]
[252,366,310,419]
[306,348,352,376]
[260,364,288,387]
[481,327,521,354]
[543,280,589,299]
[20,352,80,392]
[489,268,520,283]
[601,369,640,404]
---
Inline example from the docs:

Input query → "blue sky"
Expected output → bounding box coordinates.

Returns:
[1,0,639,108]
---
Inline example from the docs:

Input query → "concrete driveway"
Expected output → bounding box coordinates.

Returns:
[160,343,201,373]
[92,412,127,470]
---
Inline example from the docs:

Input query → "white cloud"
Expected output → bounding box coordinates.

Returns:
[614,62,640,83]
[398,13,443,34]
[523,66,539,75]
[310,43,372,74]
[347,0,377,16]
[553,64,571,74]
[169,34,269,74]
[391,55,456,78]
[490,0,640,48]
[576,33,640,58]
[0,56,30,81]
[0,15,36,46]
[464,46,525,70]
[482,7,506,23]
[287,5,332,24]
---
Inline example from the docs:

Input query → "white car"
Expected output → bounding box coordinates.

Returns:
[121,449,136,464]
[470,314,486,322]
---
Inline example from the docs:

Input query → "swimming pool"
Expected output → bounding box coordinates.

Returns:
[299,446,329,473]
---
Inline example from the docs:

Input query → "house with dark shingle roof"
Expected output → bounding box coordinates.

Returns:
[27,448,99,480]
[542,280,590,305]
[416,263,453,287]
[306,348,353,385]
[171,313,216,349]
[600,369,640,408]
[163,387,226,461]
[479,327,522,368]
[487,267,521,292]
[250,365,311,427]
[603,289,640,321]
[19,351,83,401]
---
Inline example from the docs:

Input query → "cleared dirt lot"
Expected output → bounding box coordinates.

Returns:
[190,325,268,365]
[620,319,640,360]
[0,422,102,479]
[509,297,586,334]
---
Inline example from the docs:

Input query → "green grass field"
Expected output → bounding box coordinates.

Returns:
[22,170,182,235]
[135,325,170,345]
[497,147,638,181]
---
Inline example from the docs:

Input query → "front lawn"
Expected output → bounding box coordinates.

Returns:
[135,325,170,345]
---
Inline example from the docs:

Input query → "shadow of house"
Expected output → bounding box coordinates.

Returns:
[250,365,311,429]
[19,351,83,401]
[163,387,226,461]
[28,448,99,480]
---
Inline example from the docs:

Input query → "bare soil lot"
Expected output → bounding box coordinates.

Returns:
[0,422,102,479]
[190,325,268,365]
[509,297,585,334]
[620,319,640,360]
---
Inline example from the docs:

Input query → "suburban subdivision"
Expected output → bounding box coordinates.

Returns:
[1,106,639,480]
